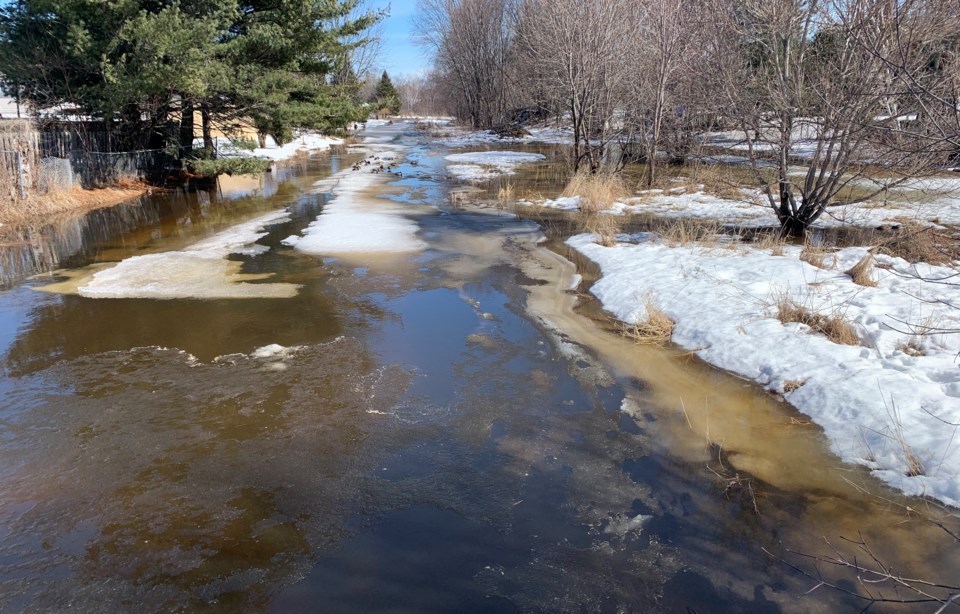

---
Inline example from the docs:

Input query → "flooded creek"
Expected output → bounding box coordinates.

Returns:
[0,122,957,612]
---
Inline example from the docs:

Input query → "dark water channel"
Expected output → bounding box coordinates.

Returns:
[0,122,955,612]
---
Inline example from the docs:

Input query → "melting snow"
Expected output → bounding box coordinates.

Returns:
[444,151,545,181]
[78,211,299,300]
[568,232,960,505]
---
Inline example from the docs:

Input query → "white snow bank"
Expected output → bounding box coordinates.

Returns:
[568,232,960,506]
[284,141,427,255]
[444,151,545,181]
[212,132,343,163]
[526,187,775,226]
[79,211,299,299]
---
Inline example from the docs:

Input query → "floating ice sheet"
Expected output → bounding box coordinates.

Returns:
[444,151,545,181]
[76,211,299,300]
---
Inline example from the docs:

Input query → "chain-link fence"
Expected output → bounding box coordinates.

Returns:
[37,157,74,191]
[68,149,172,188]
[1,147,175,198]
[1,120,179,200]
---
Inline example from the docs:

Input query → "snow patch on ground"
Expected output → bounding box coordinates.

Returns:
[568,232,960,506]
[208,132,342,163]
[79,211,299,299]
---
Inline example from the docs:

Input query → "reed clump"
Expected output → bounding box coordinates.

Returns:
[562,171,629,213]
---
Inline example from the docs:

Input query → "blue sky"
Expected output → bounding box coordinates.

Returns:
[374,1,432,77]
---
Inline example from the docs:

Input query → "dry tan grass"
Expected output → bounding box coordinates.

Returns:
[800,241,834,269]
[896,338,926,357]
[884,396,924,477]
[0,167,147,227]
[580,212,624,247]
[497,181,515,205]
[775,294,860,346]
[656,218,723,247]
[621,297,675,345]
[845,252,878,287]
[688,163,749,201]
[755,231,787,256]
[877,223,958,265]
[894,314,942,357]
[562,171,629,213]
[783,379,806,393]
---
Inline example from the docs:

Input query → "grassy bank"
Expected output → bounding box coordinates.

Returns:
[0,183,149,227]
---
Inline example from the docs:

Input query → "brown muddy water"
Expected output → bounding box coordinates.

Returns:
[0,122,957,613]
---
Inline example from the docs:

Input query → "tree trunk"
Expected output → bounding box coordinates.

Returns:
[178,98,194,158]
[200,105,214,158]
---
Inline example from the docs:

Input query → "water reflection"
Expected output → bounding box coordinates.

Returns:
[0,151,353,290]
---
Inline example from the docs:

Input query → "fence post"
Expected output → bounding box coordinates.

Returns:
[16,151,26,199]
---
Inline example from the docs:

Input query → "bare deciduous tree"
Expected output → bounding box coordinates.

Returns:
[711,0,953,236]
[515,0,638,172]
[624,0,703,186]
[415,0,519,128]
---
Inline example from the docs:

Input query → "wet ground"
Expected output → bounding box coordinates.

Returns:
[0,122,957,612]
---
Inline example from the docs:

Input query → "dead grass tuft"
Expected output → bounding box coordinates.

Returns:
[497,181,515,205]
[896,338,926,357]
[620,297,675,345]
[894,314,941,357]
[580,212,624,247]
[876,223,959,265]
[689,163,748,201]
[845,252,878,287]
[656,218,723,247]
[783,379,806,393]
[800,240,834,269]
[884,396,924,477]
[754,231,787,256]
[775,294,860,346]
[562,171,629,213]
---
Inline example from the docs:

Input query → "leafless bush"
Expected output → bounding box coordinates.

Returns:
[708,0,955,236]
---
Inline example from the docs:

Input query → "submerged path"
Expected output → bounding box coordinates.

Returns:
[0,121,956,612]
